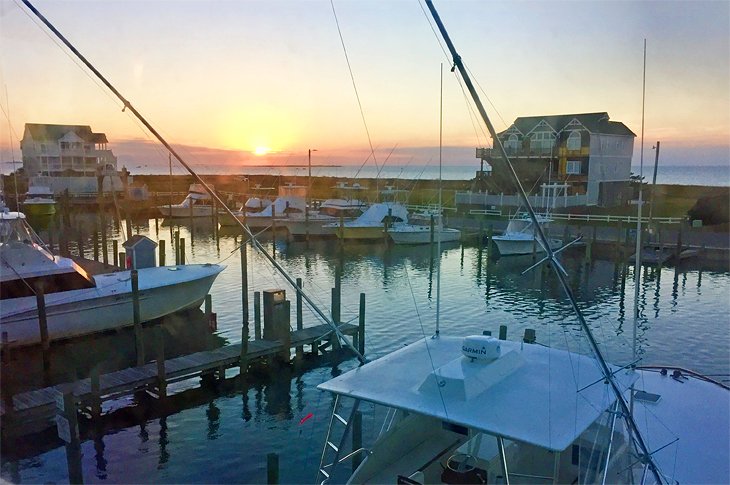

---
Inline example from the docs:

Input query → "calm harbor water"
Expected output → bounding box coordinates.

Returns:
[1,214,729,483]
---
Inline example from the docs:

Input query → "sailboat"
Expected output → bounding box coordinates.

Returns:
[315,3,729,485]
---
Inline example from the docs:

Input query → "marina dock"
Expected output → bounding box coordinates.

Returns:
[1,322,360,436]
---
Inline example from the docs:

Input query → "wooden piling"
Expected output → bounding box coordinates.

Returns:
[112,240,118,267]
[267,452,279,485]
[1,331,8,365]
[429,213,435,247]
[119,252,126,269]
[295,278,303,359]
[675,222,683,258]
[498,325,507,340]
[240,239,249,373]
[205,294,212,319]
[271,204,277,260]
[77,231,85,259]
[93,231,99,261]
[352,410,363,472]
[179,238,186,265]
[174,230,180,265]
[254,291,261,340]
[35,281,50,371]
[358,293,366,356]
[523,328,536,344]
[486,224,493,260]
[331,286,341,350]
[100,214,108,265]
[159,239,166,266]
[156,328,167,399]
[90,367,101,419]
[54,390,83,484]
[132,269,144,366]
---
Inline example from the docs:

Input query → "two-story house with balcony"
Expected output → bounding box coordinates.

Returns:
[482,112,635,206]
[20,123,124,197]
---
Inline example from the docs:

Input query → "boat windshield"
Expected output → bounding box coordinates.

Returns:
[0,218,34,245]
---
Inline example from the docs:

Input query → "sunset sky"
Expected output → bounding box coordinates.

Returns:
[1,0,728,171]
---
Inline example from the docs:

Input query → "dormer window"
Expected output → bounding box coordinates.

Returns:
[530,132,555,152]
[567,131,581,150]
[505,134,520,152]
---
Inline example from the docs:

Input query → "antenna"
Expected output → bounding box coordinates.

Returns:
[424,1,664,482]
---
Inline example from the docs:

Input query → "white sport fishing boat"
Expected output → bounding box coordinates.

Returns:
[158,183,215,218]
[388,212,461,245]
[0,210,225,348]
[327,201,409,241]
[316,3,729,484]
[280,198,367,240]
[492,214,561,256]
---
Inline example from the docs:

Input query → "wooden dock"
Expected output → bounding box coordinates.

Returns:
[1,322,358,433]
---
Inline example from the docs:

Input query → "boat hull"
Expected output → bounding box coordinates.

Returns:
[0,263,224,348]
[337,225,388,241]
[22,202,56,217]
[492,235,561,256]
[388,227,461,245]
[158,205,213,218]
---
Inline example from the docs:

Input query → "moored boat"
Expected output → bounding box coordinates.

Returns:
[492,214,561,256]
[328,201,408,241]
[279,198,367,239]
[21,185,56,217]
[0,210,225,348]
[158,183,215,218]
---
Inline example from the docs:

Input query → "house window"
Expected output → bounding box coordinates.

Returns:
[567,131,581,150]
[60,142,69,150]
[505,134,520,153]
[566,160,581,175]
[530,132,555,153]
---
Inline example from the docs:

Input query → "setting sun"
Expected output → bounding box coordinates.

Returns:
[254,146,271,156]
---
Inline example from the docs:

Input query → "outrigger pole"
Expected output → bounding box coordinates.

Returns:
[21,0,366,365]
[424,1,664,483]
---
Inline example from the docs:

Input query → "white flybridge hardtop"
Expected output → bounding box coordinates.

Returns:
[158,183,215,218]
[492,214,562,256]
[319,336,634,452]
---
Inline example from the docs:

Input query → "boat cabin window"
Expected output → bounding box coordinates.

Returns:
[1,272,95,300]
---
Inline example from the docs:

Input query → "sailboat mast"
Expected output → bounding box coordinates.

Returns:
[21,0,366,365]
[632,40,647,363]
[424,2,664,482]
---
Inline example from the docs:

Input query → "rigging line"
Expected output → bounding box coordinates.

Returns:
[11,0,122,110]
[1,87,20,203]
[329,0,379,173]
[422,7,664,481]
[374,143,400,182]
[19,0,366,365]
[403,259,450,421]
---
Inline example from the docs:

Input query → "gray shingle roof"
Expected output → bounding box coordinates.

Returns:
[24,123,109,143]
[501,112,635,137]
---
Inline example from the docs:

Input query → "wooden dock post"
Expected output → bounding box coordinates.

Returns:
[240,238,249,374]
[156,327,167,399]
[77,231,85,259]
[174,230,180,265]
[254,291,261,340]
[295,278,303,360]
[100,214,108,265]
[112,240,118,267]
[331,286,341,351]
[271,205,277,260]
[90,367,101,419]
[357,293,366,356]
[267,452,279,485]
[179,238,186,265]
[93,231,99,261]
[54,390,83,484]
[1,331,8,365]
[132,269,144,366]
[118,252,126,269]
[263,290,290,362]
[352,410,363,472]
[35,281,50,372]
[205,294,212,319]
[430,214,435,248]
[159,240,166,266]
[675,222,683,258]
[498,325,507,340]
[485,224,493,261]
[523,328,536,344]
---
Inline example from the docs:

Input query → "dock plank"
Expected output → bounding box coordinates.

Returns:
[1,323,360,426]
